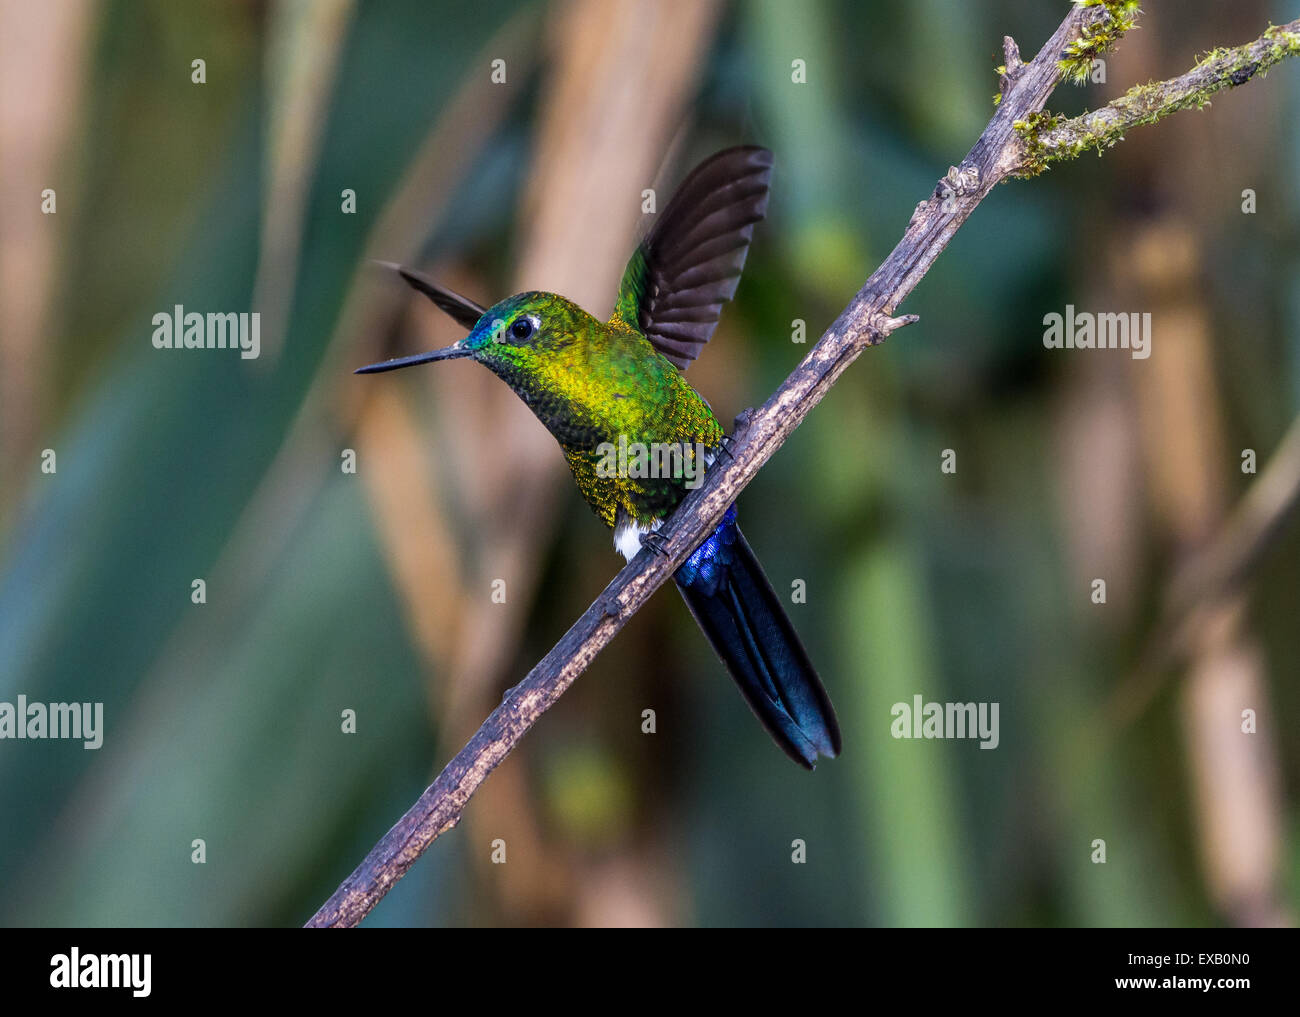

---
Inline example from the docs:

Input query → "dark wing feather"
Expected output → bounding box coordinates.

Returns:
[613,147,772,370]
[376,261,486,330]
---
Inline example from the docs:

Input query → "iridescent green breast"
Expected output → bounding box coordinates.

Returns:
[471,294,723,528]
[559,320,722,528]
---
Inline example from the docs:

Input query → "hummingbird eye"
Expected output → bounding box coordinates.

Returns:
[510,316,536,342]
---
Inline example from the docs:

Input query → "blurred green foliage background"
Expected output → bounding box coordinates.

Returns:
[1,0,1298,927]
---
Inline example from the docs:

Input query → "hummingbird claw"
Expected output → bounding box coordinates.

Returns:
[717,408,753,461]
[641,531,670,557]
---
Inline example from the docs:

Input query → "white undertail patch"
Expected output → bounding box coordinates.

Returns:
[611,446,718,562]
[614,515,662,563]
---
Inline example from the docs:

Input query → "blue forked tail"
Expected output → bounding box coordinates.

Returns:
[673,506,841,769]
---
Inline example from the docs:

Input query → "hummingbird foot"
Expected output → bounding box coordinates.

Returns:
[640,530,671,557]
[717,434,735,461]
[717,407,754,461]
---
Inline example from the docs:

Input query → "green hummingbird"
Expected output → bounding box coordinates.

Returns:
[357,147,840,768]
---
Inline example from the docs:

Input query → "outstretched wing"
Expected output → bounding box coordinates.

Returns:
[613,146,773,370]
[377,261,486,330]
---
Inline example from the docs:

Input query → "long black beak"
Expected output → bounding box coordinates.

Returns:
[354,343,472,374]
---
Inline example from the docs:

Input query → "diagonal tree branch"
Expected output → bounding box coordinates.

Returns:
[307,2,1300,928]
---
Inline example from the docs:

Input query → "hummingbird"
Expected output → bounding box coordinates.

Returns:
[357,147,840,768]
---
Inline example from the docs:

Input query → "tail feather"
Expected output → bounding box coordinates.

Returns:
[674,508,841,768]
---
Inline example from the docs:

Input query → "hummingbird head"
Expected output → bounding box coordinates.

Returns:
[355,290,594,382]
[355,271,629,446]
[461,291,592,373]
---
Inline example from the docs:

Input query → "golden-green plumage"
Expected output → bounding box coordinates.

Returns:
[466,292,722,529]
[563,324,723,529]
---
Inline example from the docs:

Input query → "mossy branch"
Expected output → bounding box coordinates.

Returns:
[1015,18,1300,176]
[1058,0,1142,85]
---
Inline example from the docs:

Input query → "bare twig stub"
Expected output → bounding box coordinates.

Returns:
[307,2,1300,928]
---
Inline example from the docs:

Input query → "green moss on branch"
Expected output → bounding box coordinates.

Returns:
[1059,0,1142,85]
[1014,17,1300,177]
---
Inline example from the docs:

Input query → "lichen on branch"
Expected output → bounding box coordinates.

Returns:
[1013,18,1300,177]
